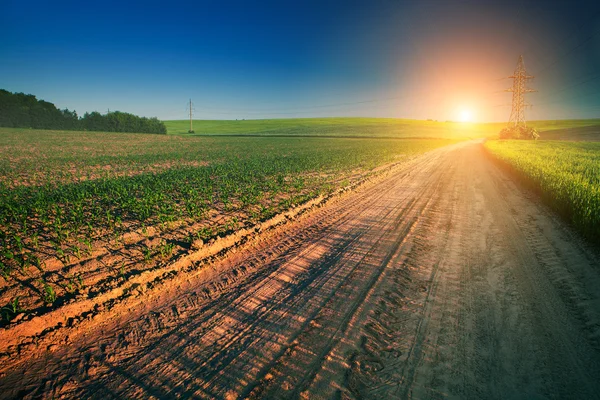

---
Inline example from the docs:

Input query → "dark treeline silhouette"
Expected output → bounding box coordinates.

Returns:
[80,111,167,134]
[0,89,167,134]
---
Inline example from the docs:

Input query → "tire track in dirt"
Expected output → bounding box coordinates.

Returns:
[244,154,457,400]
[344,158,460,399]
[346,142,600,400]
[243,174,446,397]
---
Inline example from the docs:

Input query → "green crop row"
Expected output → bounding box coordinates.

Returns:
[484,140,600,242]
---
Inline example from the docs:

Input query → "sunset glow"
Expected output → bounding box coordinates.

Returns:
[458,109,474,123]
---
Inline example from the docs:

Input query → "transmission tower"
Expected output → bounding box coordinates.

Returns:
[505,55,536,127]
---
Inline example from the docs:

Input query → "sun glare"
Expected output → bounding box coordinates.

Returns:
[458,109,473,123]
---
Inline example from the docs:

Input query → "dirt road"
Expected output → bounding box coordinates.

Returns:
[2,141,600,399]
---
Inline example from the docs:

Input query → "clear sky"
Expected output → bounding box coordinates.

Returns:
[1,0,599,122]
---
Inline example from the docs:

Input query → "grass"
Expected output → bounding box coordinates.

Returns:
[0,126,456,317]
[164,117,600,139]
[164,117,502,138]
[526,119,600,132]
[484,140,600,242]
[529,120,600,141]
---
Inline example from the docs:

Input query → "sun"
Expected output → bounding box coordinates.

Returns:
[458,109,474,123]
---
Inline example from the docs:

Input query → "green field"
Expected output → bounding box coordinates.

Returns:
[0,127,455,318]
[164,117,600,140]
[484,140,600,241]
[526,119,600,131]
[164,117,502,138]
[528,119,600,141]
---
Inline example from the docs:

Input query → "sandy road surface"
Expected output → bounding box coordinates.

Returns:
[2,141,600,399]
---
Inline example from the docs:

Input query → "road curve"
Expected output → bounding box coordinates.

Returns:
[2,141,600,399]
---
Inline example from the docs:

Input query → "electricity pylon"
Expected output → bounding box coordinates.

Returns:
[505,55,536,127]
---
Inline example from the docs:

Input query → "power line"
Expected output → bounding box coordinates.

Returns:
[536,87,600,107]
[534,71,600,102]
[189,95,413,114]
[523,11,600,75]
[189,100,413,116]
[536,31,600,77]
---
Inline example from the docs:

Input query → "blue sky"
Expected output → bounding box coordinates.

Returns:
[1,0,600,122]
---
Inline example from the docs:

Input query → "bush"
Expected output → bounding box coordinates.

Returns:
[498,125,539,140]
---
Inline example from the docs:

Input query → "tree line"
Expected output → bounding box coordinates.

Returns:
[0,89,167,134]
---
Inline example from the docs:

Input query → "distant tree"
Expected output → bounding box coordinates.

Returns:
[81,111,104,131]
[61,109,79,130]
[0,89,167,134]
[80,110,166,134]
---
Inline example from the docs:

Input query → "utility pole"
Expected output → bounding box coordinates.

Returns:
[188,99,194,133]
[505,55,536,127]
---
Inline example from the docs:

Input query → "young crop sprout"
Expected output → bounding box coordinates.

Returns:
[159,241,175,258]
[39,280,57,305]
[1,296,23,321]
[143,246,152,263]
